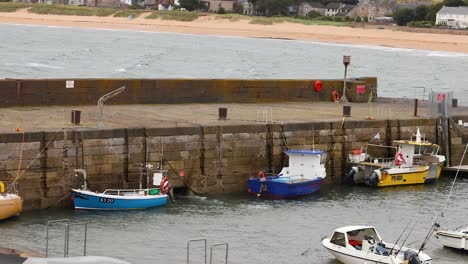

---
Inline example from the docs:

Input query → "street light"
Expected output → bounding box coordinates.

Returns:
[340,55,351,102]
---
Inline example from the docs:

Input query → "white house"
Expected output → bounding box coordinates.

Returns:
[436,6,468,29]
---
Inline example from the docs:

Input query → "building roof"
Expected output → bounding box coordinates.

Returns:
[303,2,325,8]
[326,2,342,9]
[437,6,468,16]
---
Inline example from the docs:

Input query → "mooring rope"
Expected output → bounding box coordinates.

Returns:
[7,128,62,193]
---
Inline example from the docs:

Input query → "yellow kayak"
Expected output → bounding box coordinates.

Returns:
[0,194,22,221]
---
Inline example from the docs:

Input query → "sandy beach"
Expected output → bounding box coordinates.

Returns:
[1,9,468,53]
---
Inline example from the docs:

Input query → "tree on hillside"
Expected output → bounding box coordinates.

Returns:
[253,0,294,16]
[179,0,206,11]
[414,5,428,21]
[425,2,443,23]
[393,8,415,26]
[442,0,464,6]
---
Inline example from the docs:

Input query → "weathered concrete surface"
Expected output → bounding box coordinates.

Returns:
[0,99,467,210]
[0,98,465,133]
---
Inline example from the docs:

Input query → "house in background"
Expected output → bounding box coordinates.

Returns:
[85,0,121,7]
[298,2,326,17]
[324,2,356,17]
[206,0,235,12]
[355,0,395,22]
[436,6,468,29]
[241,1,254,15]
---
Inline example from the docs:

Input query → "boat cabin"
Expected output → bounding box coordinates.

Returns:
[279,150,326,180]
[330,226,388,254]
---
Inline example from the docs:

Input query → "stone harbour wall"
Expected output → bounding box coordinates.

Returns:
[0,117,466,210]
[0,77,377,107]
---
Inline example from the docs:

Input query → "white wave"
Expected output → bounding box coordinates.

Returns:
[26,63,63,69]
[426,51,468,58]
[114,68,127,72]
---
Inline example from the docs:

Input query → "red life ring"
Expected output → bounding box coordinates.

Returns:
[331,90,340,102]
[258,171,265,181]
[159,176,170,194]
[394,152,405,167]
[314,80,323,92]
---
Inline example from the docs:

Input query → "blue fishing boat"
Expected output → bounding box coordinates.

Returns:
[248,150,327,198]
[71,168,169,210]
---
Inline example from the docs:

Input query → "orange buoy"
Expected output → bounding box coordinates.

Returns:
[314,80,323,92]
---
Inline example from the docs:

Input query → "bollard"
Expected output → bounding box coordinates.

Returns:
[414,99,418,117]
[452,99,458,108]
[343,106,351,117]
[219,108,227,120]
[71,110,81,125]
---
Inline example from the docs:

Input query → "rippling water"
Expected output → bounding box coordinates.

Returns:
[1,176,467,263]
[1,24,468,104]
[1,24,468,263]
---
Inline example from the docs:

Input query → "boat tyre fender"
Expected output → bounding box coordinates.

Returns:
[344,166,359,184]
[160,177,170,194]
[331,90,340,102]
[365,170,381,186]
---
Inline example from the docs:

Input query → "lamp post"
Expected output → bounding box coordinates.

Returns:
[340,55,351,102]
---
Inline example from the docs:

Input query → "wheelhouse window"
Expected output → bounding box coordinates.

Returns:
[330,232,346,247]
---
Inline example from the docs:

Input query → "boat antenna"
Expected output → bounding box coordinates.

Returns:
[389,221,412,255]
[395,222,416,256]
[418,142,468,254]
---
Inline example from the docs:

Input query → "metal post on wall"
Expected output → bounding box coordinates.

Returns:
[340,56,351,103]
[97,86,126,128]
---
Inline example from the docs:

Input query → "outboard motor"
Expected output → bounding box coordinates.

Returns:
[365,170,381,186]
[404,250,421,264]
[344,166,359,184]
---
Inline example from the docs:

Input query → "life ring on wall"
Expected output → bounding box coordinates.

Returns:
[314,80,323,92]
[394,152,405,167]
[159,176,170,194]
[331,90,340,102]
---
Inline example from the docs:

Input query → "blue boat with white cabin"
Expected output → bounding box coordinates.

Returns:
[71,168,168,210]
[248,150,327,198]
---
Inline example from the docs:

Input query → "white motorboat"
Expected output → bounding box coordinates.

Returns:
[321,226,431,264]
[435,227,468,250]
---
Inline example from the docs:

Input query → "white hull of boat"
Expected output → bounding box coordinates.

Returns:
[322,239,405,264]
[436,230,468,250]
[0,194,22,220]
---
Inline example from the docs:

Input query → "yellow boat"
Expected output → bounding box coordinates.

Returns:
[345,128,445,187]
[0,182,23,221]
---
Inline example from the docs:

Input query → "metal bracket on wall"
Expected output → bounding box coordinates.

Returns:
[98,86,126,128]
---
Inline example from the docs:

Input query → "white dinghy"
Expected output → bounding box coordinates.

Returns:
[321,226,431,264]
[433,143,468,251]
[435,227,468,250]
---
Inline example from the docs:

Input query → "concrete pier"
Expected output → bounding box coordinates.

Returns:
[0,78,467,210]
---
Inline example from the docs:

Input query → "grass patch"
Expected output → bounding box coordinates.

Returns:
[113,10,144,18]
[215,13,246,21]
[249,18,274,25]
[28,4,116,17]
[0,2,31,12]
[145,11,199,22]
[249,16,350,26]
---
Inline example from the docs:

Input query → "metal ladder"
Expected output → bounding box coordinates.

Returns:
[45,219,88,258]
[187,238,229,264]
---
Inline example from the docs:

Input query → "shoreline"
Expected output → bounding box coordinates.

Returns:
[1,10,468,53]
